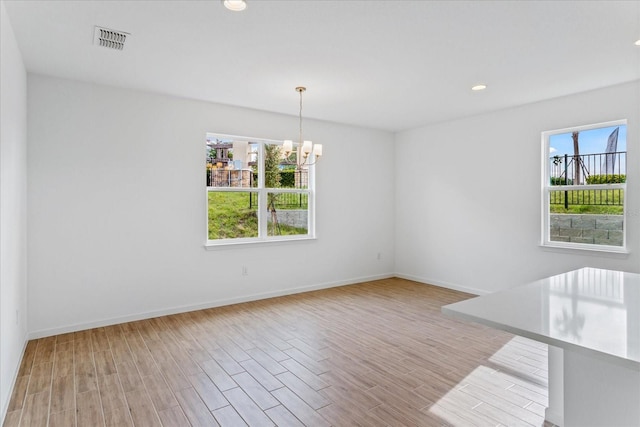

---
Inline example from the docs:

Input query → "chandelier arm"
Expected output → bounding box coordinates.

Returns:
[304,156,319,166]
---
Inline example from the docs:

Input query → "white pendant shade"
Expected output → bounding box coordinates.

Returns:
[302,140,312,154]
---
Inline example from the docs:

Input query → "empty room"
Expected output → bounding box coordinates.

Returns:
[1,1,639,426]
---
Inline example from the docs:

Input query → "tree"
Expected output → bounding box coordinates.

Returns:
[572,131,581,185]
[264,144,282,235]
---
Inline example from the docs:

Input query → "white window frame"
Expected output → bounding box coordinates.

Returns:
[541,119,627,253]
[205,133,316,248]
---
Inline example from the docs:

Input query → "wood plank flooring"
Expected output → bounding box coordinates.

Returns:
[3,278,555,426]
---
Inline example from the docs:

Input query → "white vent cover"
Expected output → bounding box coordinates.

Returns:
[94,26,129,51]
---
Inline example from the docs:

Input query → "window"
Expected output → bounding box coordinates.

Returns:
[542,120,627,252]
[205,133,314,245]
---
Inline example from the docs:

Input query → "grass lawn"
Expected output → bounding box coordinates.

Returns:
[549,189,624,215]
[208,192,258,240]
[550,205,623,214]
[208,192,307,240]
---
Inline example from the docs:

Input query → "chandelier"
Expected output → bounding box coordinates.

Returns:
[282,87,322,167]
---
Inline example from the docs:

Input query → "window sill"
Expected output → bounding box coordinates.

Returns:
[204,235,317,250]
[540,242,629,257]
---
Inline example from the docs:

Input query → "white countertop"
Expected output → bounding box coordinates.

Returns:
[442,267,640,370]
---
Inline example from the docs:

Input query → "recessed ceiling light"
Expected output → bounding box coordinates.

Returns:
[223,0,247,11]
[471,84,487,91]
[635,39,640,46]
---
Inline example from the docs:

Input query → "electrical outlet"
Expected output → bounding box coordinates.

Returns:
[242,266,248,276]
[377,252,382,260]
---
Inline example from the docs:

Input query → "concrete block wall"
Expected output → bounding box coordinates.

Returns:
[550,214,624,246]
[271,210,308,229]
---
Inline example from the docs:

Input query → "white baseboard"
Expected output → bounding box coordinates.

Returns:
[27,273,395,340]
[394,272,489,296]
[1,334,28,426]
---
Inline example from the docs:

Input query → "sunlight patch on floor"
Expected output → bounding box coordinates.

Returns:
[429,337,549,427]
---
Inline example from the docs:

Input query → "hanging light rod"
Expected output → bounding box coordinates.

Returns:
[283,86,322,167]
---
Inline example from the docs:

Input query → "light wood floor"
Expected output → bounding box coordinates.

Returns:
[4,278,555,427]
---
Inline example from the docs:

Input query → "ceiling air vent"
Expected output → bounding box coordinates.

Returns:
[94,26,129,51]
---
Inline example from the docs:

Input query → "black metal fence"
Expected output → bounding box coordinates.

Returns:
[550,151,626,185]
[249,193,308,209]
[206,169,309,189]
[206,169,254,187]
[549,189,624,206]
[550,151,626,207]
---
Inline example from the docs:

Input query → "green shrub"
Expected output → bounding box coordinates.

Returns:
[280,170,296,188]
[550,177,573,185]
[586,174,626,184]
[252,170,297,188]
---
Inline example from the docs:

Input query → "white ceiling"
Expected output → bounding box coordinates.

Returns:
[4,0,640,132]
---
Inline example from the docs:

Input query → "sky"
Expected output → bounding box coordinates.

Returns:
[549,124,627,177]
[549,125,627,156]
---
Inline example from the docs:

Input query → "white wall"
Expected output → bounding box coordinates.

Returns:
[27,74,396,337]
[0,1,29,422]
[395,81,640,295]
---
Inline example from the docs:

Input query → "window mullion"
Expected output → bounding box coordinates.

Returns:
[257,142,268,238]
[307,163,315,235]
